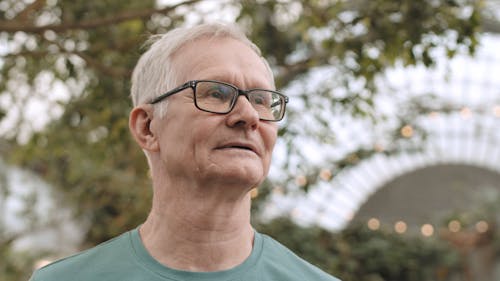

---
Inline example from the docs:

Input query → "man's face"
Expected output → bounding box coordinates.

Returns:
[151,37,278,191]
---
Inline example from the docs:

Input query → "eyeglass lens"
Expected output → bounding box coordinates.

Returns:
[194,81,284,120]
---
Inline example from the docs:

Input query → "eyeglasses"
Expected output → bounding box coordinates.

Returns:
[149,80,289,121]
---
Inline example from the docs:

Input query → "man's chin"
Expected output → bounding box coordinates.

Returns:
[205,167,265,187]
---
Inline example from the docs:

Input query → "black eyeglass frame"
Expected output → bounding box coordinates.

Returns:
[149,80,289,121]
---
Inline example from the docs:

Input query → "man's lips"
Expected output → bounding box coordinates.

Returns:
[216,142,259,155]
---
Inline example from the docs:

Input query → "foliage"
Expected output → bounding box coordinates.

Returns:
[0,245,41,281]
[256,196,500,280]
[0,0,485,280]
[257,218,461,281]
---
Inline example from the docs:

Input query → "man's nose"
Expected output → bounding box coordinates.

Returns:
[225,95,259,130]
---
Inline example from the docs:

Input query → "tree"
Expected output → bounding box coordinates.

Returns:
[0,0,482,280]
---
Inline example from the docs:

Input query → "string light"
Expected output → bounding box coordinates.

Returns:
[401,125,413,138]
[475,220,489,233]
[448,220,461,233]
[367,218,380,230]
[272,186,284,195]
[493,105,500,117]
[460,107,472,119]
[374,143,384,152]
[295,175,307,187]
[428,111,439,118]
[421,224,434,237]
[394,221,407,234]
[319,169,332,181]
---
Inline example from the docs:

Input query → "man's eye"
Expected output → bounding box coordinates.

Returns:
[207,89,230,101]
[254,97,265,105]
[252,94,271,106]
[209,91,223,99]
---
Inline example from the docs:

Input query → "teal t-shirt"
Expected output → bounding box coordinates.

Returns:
[30,228,340,281]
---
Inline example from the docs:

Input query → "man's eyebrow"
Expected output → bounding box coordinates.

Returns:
[197,73,233,82]
[199,74,271,90]
[203,76,230,82]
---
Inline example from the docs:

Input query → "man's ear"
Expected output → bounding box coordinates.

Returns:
[129,105,159,151]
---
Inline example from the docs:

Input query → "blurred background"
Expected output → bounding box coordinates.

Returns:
[0,0,499,280]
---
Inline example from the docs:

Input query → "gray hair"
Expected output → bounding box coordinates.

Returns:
[130,22,275,116]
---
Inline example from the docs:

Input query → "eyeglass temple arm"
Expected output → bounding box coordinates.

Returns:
[270,96,289,107]
[149,82,193,104]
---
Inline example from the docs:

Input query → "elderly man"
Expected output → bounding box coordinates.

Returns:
[30,22,340,281]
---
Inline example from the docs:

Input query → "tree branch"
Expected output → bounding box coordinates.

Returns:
[0,0,202,33]
[2,48,129,79]
[276,52,331,88]
[12,0,46,22]
[74,51,130,78]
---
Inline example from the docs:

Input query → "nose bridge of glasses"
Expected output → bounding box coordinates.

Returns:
[231,90,262,118]
[234,90,255,110]
[236,89,250,101]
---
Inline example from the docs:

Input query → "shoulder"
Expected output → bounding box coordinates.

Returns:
[258,233,341,281]
[30,231,134,281]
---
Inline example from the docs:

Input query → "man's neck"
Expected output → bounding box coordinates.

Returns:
[139,191,254,272]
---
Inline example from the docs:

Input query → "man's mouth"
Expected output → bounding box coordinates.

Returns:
[217,142,258,154]
[228,145,252,150]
